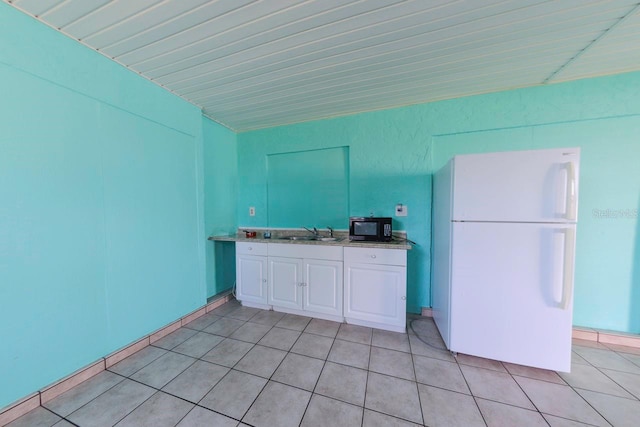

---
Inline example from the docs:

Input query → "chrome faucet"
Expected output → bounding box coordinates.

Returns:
[327,226,334,237]
[303,226,319,236]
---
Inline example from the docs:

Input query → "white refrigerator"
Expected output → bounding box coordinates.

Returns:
[432,147,579,372]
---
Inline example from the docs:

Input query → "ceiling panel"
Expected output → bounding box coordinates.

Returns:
[550,5,640,82]
[131,0,378,74]
[5,0,640,131]
[155,0,541,86]
[206,50,578,122]
[40,0,111,29]
[175,10,620,97]
[82,0,214,47]
[100,0,257,57]
[12,0,59,16]
[184,20,611,103]
[63,0,161,39]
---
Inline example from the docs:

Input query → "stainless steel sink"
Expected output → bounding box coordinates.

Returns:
[276,236,343,242]
[277,236,317,241]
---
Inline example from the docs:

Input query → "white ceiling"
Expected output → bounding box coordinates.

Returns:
[6,0,640,131]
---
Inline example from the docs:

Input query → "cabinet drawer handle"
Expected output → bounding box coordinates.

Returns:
[248,247,252,251]
[401,296,406,300]
[262,279,267,283]
[370,254,376,259]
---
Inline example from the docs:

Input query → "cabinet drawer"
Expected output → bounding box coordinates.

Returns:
[344,247,406,266]
[268,243,343,261]
[236,242,268,256]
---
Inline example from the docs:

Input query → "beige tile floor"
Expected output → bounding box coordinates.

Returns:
[7,299,640,426]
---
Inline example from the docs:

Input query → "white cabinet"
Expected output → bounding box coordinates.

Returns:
[235,242,268,308]
[234,241,408,331]
[304,259,343,317]
[267,243,343,321]
[344,247,407,333]
[268,256,303,310]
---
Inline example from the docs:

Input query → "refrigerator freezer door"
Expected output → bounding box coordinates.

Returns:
[452,148,580,223]
[450,222,575,372]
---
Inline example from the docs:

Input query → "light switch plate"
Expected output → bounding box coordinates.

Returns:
[395,204,407,217]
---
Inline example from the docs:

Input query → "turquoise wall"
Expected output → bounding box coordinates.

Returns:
[238,71,640,333]
[203,117,238,297]
[2,0,640,411]
[238,119,432,314]
[0,4,209,408]
[267,147,349,228]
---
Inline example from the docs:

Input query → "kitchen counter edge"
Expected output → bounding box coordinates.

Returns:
[208,234,412,250]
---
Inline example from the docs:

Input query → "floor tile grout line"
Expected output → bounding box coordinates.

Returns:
[300,323,369,423]
[572,383,639,401]
[205,308,290,424]
[40,405,80,427]
[507,363,546,416]
[455,361,572,388]
[455,355,610,426]
[106,383,160,427]
[42,371,128,424]
[40,301,637,427]
[361,328,372,427]
[363,407,430,427]
[586,359,640,377]
[295,363,325,426]
[71,360,575,425]
[569,356,640,400]
[564,349,639,425]
[450,360,626,426]
[539,369,615,426]
[538,411,601,427]
[189,367,257,425]
[617,351,640,369]
[109,366,247,426]
[171,405,196,427]
[233,361,273,424]
[453,354,489,427]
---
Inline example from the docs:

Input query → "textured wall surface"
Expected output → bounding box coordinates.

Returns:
[237,115,433,314]
[238,71,640,332]
[0,4,206,408]
[266,146,349,228]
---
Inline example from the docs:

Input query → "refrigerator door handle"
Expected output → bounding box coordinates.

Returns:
[560,227,576,310]
[565,161,577,221]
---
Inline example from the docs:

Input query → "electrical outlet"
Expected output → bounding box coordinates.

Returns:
[395,203,408,217]
[249,207,255,216]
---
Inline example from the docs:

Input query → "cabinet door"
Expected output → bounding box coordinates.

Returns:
[236,255,267,304]
[304,259,343,317]
[344,263,406,327]
[268,257,303,310]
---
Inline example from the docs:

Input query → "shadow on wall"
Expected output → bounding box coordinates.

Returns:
[631,195,640,334]
[211,241,236,297]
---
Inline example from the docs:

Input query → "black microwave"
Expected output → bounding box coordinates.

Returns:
[349,217,392,242]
